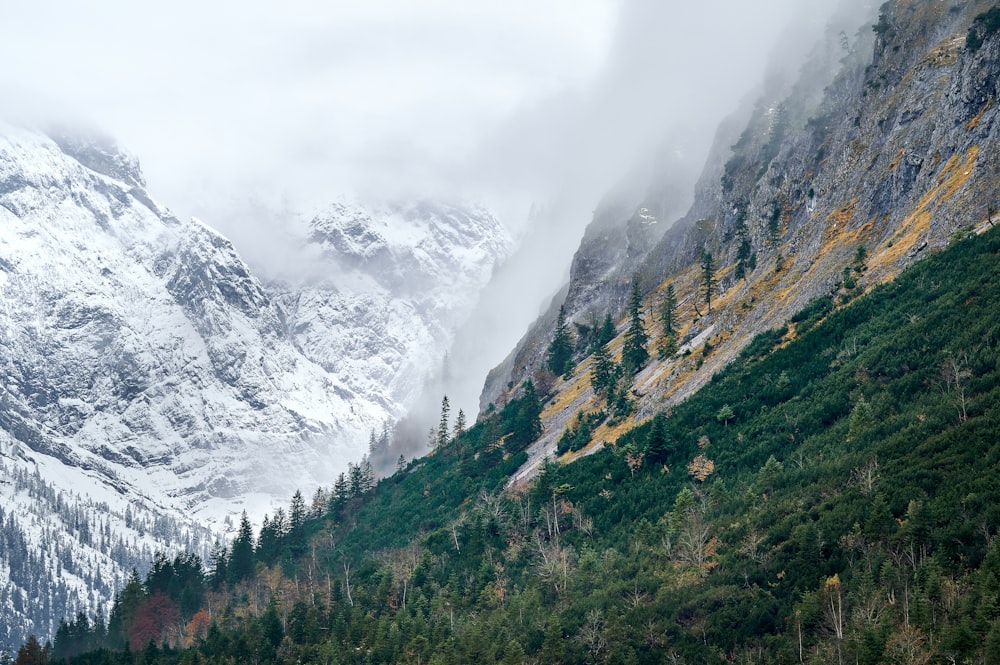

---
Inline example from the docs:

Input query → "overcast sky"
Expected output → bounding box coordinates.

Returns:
[2,0,868,422]
[1,1,618,223]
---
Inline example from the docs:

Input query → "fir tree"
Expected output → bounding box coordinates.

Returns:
[437,395,451,448]
[659,283,679,360]
[645,412,672,463]
[701,250,717,312]
[621,275,649,375]
[595,312,616,351]
[287,490,307,558]
[546,304,575,377]
[452,409,467,439]
[591,342,614,395]
[228,511,255,584]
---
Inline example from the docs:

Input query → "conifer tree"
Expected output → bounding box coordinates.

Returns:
[437,395,451,447]
[591,342,614,395]
[452,408,467,439]
[287,490,307,557]
[227,512,255,584]
[546,304,575,377]
[701,251,717,312]
[622,275,649,375]
[331,472,349,511]
[595,312,616,352]
[659,283,679,360]
[645,412,672,463]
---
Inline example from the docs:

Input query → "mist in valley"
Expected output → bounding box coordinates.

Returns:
[1,0,876,471]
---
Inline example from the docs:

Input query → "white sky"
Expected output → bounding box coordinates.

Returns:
[2,0,866,422]
[1,0,619,221]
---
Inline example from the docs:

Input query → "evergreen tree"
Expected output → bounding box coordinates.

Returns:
[645,412,672,464]
[361,457,375,493]
[659,283,679,360]
[735,238,755,281]
[595,313,616,351]
[287,490,307,558]
[348,462,364,497]
[452,409,467,439]
[546,305,575,377]
[437,395,451,448]
[590,342,614,395]
[331,472,349,512]
[228,511,255,584]
[208,542,228,591]
[621,275,649,375]
[701,250,717,312]
[511,381,543,446]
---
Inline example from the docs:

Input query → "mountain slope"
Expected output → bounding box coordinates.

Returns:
[0,123,509,649]
[486,0,1000,481]
[48,177,1000,665]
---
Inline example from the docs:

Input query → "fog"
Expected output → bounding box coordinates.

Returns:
[2,0,872,455]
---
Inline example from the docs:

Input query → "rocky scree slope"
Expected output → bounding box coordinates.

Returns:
[488,0,1000,480]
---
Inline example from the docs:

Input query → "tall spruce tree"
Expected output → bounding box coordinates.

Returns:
[595,312,616,352]
[228,511,255,584]
[701,251,717,312]
[622,276,649,375]
[546,305,575,377]
[659,283,679,360]
[591,341,614,395]
[437,395,451,447]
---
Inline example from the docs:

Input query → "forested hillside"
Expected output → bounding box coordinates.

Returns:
[29,221,1000,664]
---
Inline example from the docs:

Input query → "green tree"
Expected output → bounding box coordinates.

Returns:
[716,404,734,426]
[546,304,576,377]
[452,408,467,439]
[645,412,672,464]
[591,342,614,395]
[659,283,679,360]
[287,490,307,558]
[437,395,451,447]
[228,511,255,584]
[701,251,716,312]
[596,313,616,351]
[622,275,649,375]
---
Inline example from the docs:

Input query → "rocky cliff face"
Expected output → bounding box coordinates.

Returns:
[0,122,510,647]
[489,0,1000,480]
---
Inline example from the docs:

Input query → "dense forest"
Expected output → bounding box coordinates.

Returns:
[15,223,1000,664]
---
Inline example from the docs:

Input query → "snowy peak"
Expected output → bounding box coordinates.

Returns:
[306,198,511,296]
[0,120,512,647]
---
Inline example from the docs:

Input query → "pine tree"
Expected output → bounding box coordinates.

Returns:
[228,511,255,584]
[595,312,616,351]
[348,462,364,497]
[645,412,672,463]
[701,251,717,312]
[331,473,349,512]
[591,342,614,395]
[659,283,679,360]
[437,395,451,448]
[622,275,649,375]
[546,304,575,377]
[452,409,467,439]
[287,490,307,558]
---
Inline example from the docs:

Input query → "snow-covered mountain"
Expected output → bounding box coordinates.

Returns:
[272,199,513,414]
[0,121,511,647]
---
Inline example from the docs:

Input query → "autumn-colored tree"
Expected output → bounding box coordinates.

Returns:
[184,609,212,647]
[128,592,180,650]
[14,636,47,665]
